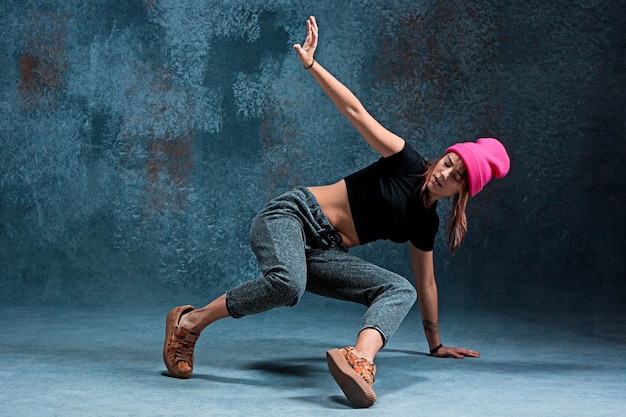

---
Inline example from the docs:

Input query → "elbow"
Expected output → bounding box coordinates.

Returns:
[343,101,366,121]
[416,276,437,294]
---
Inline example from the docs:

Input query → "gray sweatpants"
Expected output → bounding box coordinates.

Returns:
[225,187,416,345]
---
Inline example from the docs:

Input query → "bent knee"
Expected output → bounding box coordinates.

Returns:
[388,280,417,309]
[367,278,416,308]
[399,282,417,303]
[403,281,417,299]
[268,273,306,307]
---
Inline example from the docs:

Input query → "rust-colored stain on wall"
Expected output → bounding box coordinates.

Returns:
[144,130,194,213]
[374,3,502,133]
[18,12,68,111]
[258,98,309,201]
[118,66,194,214]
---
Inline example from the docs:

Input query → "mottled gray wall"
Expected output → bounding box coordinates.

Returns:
[1,0,624,313]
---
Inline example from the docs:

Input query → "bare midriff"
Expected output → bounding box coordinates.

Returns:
[308,180,360,248]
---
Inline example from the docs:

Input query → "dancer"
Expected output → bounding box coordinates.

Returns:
[163,16,510,408]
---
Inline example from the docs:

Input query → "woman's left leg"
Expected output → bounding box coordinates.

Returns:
[305,246,417,408]
[306,246,417,355]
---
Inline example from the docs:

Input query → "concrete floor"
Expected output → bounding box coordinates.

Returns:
[1,295,624,417]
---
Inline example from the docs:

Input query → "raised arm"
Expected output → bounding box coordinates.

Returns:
[293,16,405,158]
[410,244,480,359]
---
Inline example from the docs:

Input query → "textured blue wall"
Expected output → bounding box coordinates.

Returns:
[1,0,624,313]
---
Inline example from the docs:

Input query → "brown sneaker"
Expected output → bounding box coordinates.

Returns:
[326,346,377,408]
[163,305,199,378]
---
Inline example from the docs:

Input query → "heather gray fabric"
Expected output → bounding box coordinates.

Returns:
[225,187,416,344]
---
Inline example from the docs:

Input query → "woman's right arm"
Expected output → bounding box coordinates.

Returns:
[293,16,405,158]
[410,244,480,359]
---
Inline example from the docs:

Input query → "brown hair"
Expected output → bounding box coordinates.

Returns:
[420,155,470,253]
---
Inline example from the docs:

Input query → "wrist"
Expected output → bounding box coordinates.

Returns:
[304,59,315,70]
[429,343,443,355]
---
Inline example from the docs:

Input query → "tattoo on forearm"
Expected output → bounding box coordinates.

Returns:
[422,320,439,336]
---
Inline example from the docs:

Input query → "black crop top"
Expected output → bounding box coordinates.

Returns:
[344,142,439,251]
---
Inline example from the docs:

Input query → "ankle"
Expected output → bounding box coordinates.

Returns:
[350,347,375,363]
[178,311,201,332]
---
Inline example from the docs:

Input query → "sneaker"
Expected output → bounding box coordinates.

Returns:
[326,346,377,408]
[163,305,199,378]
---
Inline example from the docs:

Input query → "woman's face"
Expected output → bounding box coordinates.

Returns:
[426,152,467,200]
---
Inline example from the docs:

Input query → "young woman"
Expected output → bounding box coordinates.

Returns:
[163,16,510,408]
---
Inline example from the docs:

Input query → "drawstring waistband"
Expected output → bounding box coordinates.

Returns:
[318,227,346,250]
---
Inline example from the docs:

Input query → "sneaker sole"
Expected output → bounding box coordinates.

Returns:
[163,305,195,378]
[326,349,376,408]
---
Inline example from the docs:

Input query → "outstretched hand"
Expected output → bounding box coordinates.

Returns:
[293,16,318,68]
[432,345,480,359]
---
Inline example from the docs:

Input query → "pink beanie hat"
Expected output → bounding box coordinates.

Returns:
[446,138,510,196]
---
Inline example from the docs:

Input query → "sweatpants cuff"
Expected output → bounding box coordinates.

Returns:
[359,325,388,347]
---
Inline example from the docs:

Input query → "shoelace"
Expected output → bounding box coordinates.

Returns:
[345,349,376,384]
[174,330,197,362]
[352,359,375,384]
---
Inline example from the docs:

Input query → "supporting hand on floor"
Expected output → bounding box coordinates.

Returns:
[431,344,480,359]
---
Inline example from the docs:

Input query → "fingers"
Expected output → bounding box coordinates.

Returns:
[293,16,318,63]
[450,350,479,359]
[307,16,318,43]
[435,346,480,359]
[459,348,480,358]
